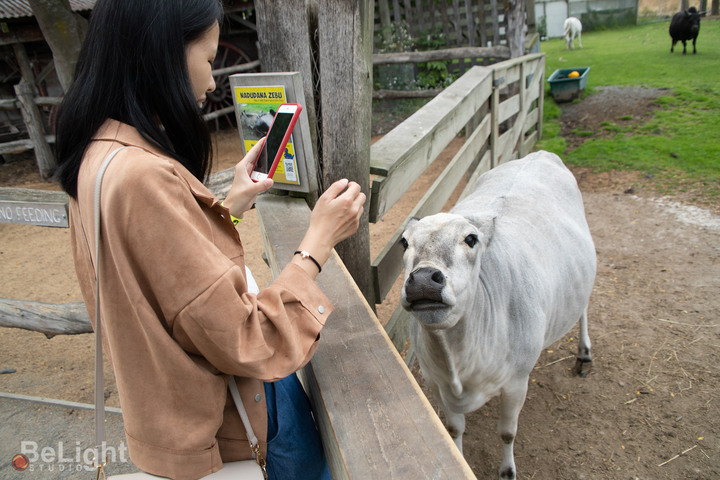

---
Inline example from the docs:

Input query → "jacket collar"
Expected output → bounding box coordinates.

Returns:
[93,119,218,208]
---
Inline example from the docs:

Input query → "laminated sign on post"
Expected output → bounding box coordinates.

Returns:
[230,73,317,195]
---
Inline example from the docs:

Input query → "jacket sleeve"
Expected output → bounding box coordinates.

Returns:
[101,150,333,380]
[173,263,333,380]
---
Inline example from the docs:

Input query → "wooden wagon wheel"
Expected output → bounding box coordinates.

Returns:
[203,40,257,131]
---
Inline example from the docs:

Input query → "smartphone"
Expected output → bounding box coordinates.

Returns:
[250,103,302,182]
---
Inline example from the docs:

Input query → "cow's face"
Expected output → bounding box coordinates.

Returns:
[400,213,490,330]
[685,7,701,32]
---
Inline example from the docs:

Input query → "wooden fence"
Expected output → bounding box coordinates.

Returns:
[369,52,545,362]
[374,0,509,50]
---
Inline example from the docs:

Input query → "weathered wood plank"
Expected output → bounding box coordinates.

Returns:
[0,98,19,109]
[14,81,55,179]
[369,66,493,223]
[317,0,374,304]
[372,88,443,100]
[0,299,90,337]
[0,138,34,155]
[491,52,544,74]
[522,130,538,158]
[498,93,520,124]
[373,46,510,65]
[255,194,475,479]
[371,114,491,302]
[0,187,69,227]
[497,56,544,164]
[458,149,492,203]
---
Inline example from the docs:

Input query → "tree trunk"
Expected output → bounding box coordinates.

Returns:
[0,299,91,337]
[28,0,87,93]
[316,0,373,305]
[507,0,526,58]
[255,0,320,190]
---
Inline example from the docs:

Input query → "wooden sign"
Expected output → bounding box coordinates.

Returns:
[0,188,69,228]
[229,72,317,196]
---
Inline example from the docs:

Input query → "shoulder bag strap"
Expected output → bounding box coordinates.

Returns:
[93,146,131,474]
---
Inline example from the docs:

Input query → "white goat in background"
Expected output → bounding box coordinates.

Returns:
[564,17,583,50]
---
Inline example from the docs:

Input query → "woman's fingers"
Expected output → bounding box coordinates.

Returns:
[236,138,266,177]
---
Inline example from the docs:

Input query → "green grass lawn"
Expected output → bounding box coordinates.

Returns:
[535,19,720,203]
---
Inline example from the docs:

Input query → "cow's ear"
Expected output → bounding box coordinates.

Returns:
[468,215,496,250]
[405,217,420,229]
[401,217,420,249]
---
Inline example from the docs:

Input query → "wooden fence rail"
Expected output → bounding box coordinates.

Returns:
[369,53,545,360]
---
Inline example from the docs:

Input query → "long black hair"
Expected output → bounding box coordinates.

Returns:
[54,0,224,197]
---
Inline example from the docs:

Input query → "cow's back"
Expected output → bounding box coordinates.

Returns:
[455,151,587,231]
[670,12,685,38]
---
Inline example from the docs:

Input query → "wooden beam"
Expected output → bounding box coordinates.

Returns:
[14,81,55,179]
[0,24,44,46]
[255,194,475,479]
[0,299,90,337]
[372,88,442,99]
[373,45,510,65]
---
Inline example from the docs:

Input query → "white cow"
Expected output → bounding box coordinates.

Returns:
[564,16,583,50]
[400,151,596,480]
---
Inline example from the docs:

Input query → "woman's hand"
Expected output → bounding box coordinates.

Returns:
[223,139,274,219]
[292,179,366,278]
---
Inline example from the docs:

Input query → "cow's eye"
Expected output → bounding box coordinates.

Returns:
[400,237,409,250]
[464,234,479,248]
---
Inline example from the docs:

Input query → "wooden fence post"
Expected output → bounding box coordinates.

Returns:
[256,0,374,304]
[14,81,55,180]
[255,0,320,201]
[317,0,374,305]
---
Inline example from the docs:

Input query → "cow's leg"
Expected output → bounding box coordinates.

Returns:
[428,378,466,452]
[692,37,697,54]
[578,31,583,49]
[573,306,592,377]
[682,40,687,55]
[443,409,466,453]
[671,39,676,53]
[497,377,528,480]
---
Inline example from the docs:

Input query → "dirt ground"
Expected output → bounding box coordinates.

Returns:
[1,87,719,479]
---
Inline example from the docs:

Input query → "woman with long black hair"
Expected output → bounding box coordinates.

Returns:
[55,1,365,478]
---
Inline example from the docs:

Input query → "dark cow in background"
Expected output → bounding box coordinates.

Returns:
[670,7,702,55]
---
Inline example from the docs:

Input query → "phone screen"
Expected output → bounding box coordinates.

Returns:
[254,111,295,176]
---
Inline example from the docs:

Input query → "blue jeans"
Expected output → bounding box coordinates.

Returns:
[264,373,331,480]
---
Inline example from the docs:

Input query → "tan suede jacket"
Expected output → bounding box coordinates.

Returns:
[69,120,333,479]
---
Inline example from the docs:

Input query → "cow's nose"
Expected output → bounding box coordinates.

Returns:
[409,267,446,286]
[405,267,446,303]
